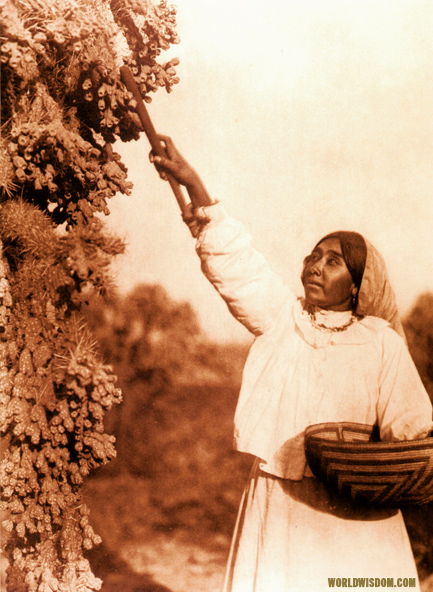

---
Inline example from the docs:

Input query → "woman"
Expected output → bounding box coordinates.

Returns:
[150,137,433,592]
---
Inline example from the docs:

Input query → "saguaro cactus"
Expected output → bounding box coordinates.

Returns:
[0,0,180,589]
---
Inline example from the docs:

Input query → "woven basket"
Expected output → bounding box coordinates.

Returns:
[304,422,433,507]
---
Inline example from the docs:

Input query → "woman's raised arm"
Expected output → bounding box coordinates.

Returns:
[150,136,292,335]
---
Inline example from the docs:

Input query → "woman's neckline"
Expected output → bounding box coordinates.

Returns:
[303,302,360,333]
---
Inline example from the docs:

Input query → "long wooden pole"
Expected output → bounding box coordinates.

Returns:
[120,66,192,218]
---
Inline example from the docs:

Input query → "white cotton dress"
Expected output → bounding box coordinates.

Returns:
[195,204,433,592]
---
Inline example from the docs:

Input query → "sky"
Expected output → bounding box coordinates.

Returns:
[105,0,433,343]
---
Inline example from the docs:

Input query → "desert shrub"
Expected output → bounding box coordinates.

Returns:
[404,292,433,402]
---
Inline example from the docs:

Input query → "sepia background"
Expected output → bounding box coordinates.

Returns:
[106,0,433,344]
[4,1,429,591]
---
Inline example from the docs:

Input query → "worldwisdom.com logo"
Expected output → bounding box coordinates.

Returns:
[328,577,417,588]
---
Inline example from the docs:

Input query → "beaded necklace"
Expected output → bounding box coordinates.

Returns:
[307,310,359,333]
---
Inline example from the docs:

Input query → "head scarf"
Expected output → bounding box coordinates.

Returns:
[357,238,405,339]
[311,231,405,340]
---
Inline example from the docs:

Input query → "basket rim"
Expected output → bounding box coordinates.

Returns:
[304,421,433,450]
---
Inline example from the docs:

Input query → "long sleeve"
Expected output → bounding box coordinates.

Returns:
[377,327,433,440]
[195,203,292,336]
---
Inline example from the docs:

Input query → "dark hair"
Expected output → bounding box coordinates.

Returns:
[315,231,367,291]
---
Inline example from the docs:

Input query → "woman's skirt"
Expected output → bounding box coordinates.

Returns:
[223,460,420,592]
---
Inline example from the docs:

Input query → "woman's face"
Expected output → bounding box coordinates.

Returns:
[302,238,356,311]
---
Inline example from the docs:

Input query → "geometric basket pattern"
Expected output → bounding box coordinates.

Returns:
[304,422,433,507]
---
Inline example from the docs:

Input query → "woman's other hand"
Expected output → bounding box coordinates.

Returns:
[149,135,199,187]
[149,135,215,207]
